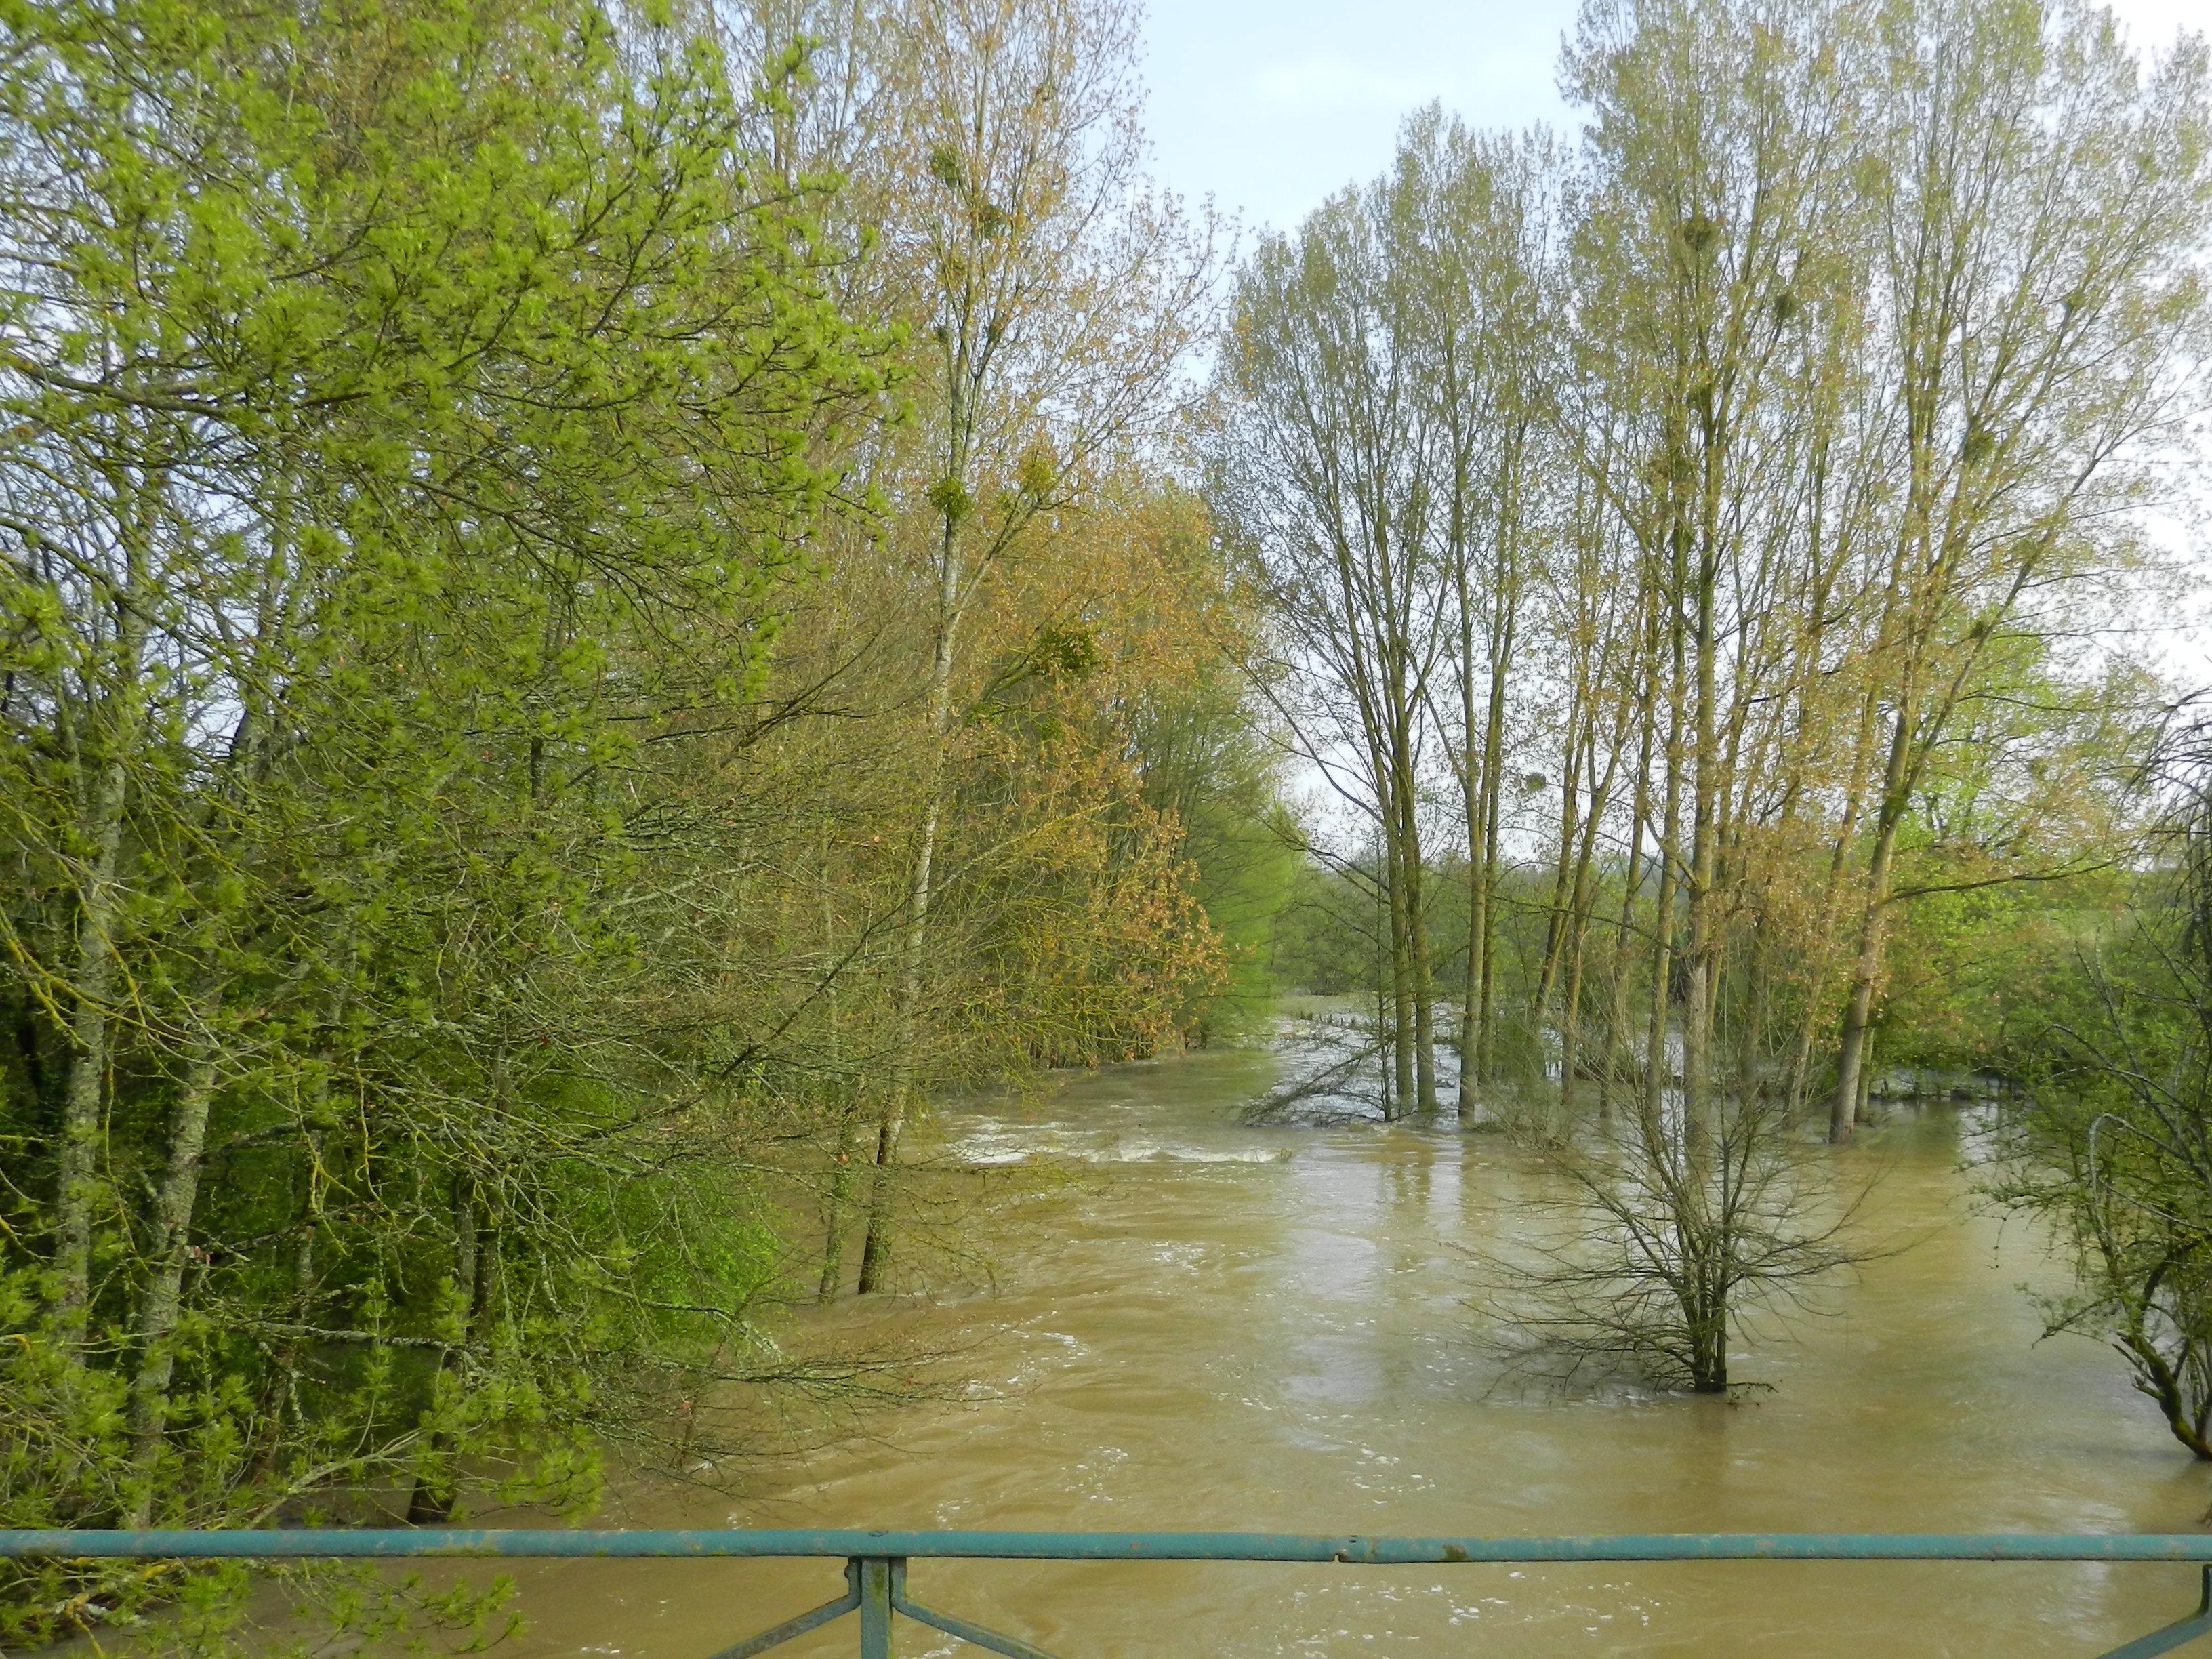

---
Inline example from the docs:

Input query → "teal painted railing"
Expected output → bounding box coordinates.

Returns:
[6,1530,2212,1656]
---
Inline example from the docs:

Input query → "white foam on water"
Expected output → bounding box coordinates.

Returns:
[942,1121,1294,1166]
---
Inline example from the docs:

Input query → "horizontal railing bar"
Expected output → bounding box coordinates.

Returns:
[7,1530,2212,1563]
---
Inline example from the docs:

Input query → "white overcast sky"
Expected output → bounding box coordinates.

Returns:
[1139,0,2211,236]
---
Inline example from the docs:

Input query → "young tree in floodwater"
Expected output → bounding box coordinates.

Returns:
[1482,1088,1862,1393]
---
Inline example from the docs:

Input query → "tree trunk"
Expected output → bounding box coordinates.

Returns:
[1689,1296,1729,1394]
[1460,773,1487,1120]
[817,1094,865,1304]
[1385,800,1416,1118]
[858,510,962,1293]
[52,579,152,1331]
[123,1011,222,1526]
[1557,731,1613,1113]
[1476,647,1508,1082]
[1456,558,1485,1120]
[1399,750,1437,1111]
[1682,483,1721,1132]
[1604,626,1659,1118]
[1644,548,1687,1135]
[1830,708,1913,1142]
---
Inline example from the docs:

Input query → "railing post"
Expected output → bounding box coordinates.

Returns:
[855,1555,895,1658]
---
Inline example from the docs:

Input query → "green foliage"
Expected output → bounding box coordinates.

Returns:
[1265,859,1382,999]
[0,0,883,1640]
[1877,869,2125,1074]
[1994,911,2212,1458]
[1872,640,2160,1077]
[1993,741,2212,1461]
[1131,672,1300,1040]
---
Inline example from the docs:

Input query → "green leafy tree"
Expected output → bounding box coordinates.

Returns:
[1,0,882,1638]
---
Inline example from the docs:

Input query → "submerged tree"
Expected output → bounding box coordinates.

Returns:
[1484,1092,1860,1394]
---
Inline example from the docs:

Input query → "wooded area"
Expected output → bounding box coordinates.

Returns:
[0,0,1266,1637]
[1218,0,2205,1139]
[5,0,2212,1645]
[1209,0,2212,1402]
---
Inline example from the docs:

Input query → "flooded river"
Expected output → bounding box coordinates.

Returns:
[485,1043,2212,1656]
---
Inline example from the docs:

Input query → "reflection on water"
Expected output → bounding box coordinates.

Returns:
[487,1044,2212,1656]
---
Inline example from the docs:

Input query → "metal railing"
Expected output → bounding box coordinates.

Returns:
[7,1529,2212,1657]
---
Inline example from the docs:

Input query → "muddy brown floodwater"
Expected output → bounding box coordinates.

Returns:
[482,1044,2212,1656]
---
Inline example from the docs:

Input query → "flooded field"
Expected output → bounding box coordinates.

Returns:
[474,1044,2212,1656]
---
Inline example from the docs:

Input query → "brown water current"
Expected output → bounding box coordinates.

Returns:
[487,1044,2212,1656]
